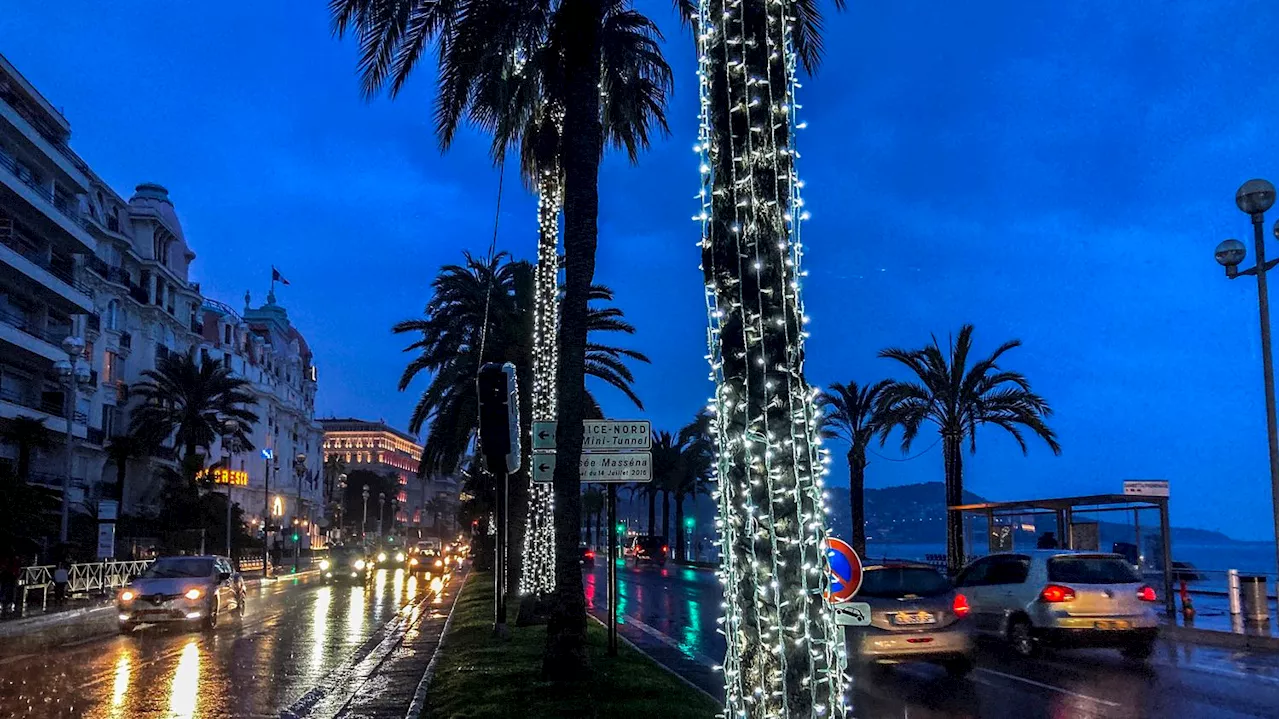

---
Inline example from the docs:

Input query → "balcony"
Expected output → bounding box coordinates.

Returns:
[191,319,204,335]
[0,384,89,438]
[86,256,132,287]
[85,313,100,334]
[128,284,149,304]
[0,148,93,252]
[0,220,94,313]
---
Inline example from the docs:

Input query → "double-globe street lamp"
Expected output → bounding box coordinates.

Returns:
[293,453,308,561]
[221,419,238,557]
[361,484,370,542]
[336,472,348,541]
[1213,178,1279,542]
[54,336,92,544]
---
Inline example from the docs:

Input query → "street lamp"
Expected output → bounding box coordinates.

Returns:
[377,491,387,540]
[1213,178,1279,544]
[361,484,370,542]
[336,472,348,540]
[221,419,237,558]
[54,335,91,544]
[293,453,307,562]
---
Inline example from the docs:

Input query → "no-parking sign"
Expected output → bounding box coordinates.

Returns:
[824,537,863,603]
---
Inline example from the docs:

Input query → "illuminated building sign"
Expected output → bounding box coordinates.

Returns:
[198,467,249,486]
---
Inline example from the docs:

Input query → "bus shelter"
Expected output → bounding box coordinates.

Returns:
[949,494,1175,615]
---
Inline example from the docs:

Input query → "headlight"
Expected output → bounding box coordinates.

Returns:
[395,552,405,562]
[184,588,203,600]
[410,558,419,566]
[377,552,387,563]
[320,560,331,570]
[119,589,135,602]
[354,559,366,570]
[434,559,443,568]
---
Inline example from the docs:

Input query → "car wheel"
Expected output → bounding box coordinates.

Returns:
[943,656,974,678]
[1008,618,1037,657]
[236,592,247,617]
[1121,638,1155,661]
[202,601,219,630]
[118,621,136,635]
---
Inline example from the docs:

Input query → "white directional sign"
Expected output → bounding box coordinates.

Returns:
[833,601,872,627]
[583,420,651,451]
[532,421,556,451]
[531,451,652,483]
[1123,480,1169,498]
[533,453,556,483]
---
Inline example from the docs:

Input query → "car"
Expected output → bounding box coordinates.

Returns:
[843,562,974,677]
[954,550,1159,659]
[117,555,245,633]
[321,546,372,583]
[627,536,667,565]
[579,546,596,567]
[409,548,445,575]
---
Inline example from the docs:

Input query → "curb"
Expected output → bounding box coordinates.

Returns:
[1161,624,1279,652]
[404,571,471,719]
[586,612,720,704]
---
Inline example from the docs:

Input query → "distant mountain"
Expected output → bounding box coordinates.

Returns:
[824,482,1236,546]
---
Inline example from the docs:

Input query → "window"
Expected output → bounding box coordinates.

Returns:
[103,350,121,384]
[986,556,1031,585]
[105,300,119,330]
[859,567,951,598]
[1047,556,1140,584]
[954,558,992,588]
[224,324,232,344]
[101,405,119,438]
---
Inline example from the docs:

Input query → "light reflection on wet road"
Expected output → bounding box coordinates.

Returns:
[589,559,1280,718]
[0,568,435,718]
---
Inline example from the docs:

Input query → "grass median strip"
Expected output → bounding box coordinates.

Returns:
[421,572,721,719]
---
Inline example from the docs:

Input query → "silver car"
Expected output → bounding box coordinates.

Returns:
[954,550,1159,659]
[844,562,975,677]
[117,555,246,633]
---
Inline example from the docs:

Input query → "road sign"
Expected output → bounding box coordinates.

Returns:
[1123,480,1169,498]
[96,522,115,560]
[833,601,872,627]
[533,454,556,483]
[533,421,556,451]
[98,499,118,522]
[824,537,863,603]
[583,420,651,451]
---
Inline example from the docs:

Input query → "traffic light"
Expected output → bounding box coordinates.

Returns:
[477,363,521,474]
[292,532,300,542]
[616,522,625,535]
[684,517,695,529]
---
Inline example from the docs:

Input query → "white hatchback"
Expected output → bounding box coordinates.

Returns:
[954,550,1159,659]
[117,555,246,633]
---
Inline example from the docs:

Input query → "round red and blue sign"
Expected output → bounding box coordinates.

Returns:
[824,537,863,603]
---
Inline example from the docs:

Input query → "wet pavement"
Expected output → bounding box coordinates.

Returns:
[587,560,1280,718]
[0,567,461,719]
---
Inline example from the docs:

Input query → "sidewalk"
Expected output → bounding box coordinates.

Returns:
[1158,591,1279,651]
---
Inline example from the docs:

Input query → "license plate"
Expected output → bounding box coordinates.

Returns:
[892,611,936,625]
[1093,620,1131,630]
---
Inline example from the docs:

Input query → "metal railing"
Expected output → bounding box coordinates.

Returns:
[0,222,93,297]
[0,385,88,424]
[17,559,153,611]
[0,307,66,346]
[0,149,91,231]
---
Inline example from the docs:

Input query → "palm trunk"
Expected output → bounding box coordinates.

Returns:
[647,490,656,535]
[521,174,562,597]
[944,433,964,574]
[661,490,670,547]
[543,0,603,679]
[674,495,686,561]
[848,449,867,558]
[695,0,844,710]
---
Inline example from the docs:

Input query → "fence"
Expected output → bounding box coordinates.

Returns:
[17,559,152,611]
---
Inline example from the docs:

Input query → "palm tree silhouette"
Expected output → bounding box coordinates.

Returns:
[2,415,54,482]
[818,380,892,558]
[878,324,1061,573]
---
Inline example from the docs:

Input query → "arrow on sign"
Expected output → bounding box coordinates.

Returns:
[532,453,556,483]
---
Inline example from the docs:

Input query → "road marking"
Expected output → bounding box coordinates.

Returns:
[614,612,720,669]
[976,668,1120,707]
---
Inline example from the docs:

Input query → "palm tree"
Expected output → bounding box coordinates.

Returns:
[105,434,148,503]
[581,485,604,547]
[650,430,682,547]
[677,0,847,707]
[674,410,714,562]
[2,415,55,482]
[818,380,892,558]
[878,324,1061,573]
[129,353,258,472]
[331,0,671,677]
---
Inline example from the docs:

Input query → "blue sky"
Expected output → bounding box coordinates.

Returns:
[5,1,1277,539]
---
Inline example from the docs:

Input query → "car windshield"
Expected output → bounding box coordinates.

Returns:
[1048,556,1141,584]
[140,558,214,579]
[635,537,664,551]
[859,567,952,599]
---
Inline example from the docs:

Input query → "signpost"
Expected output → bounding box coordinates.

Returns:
[96,522,115,560]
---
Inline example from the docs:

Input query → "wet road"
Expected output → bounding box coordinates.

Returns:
[587,560,1280,718]
[0,568,454,719]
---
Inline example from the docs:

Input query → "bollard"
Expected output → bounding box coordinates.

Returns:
[1239,575,1270,623]
[1227,569,1242,616]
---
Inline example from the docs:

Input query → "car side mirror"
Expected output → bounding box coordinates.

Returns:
[218,571,231,582]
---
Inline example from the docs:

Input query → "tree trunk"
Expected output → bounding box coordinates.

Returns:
[661,490,670,547]
[675,495,686,561]
[522,174,561,597]
[647,490,656,536]
[848,449,867,558]
[695,0,845,710]
[944,433,964,575]
[542,0,603,680]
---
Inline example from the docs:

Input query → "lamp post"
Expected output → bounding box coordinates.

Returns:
[336,472,348,541]
[361,484,370,543]
[377,491,387,540]
[54,336,91,544]
[293,453,307,562]
[262,449,278,578]
[1213,178,1279,544]
[221,420,237,558]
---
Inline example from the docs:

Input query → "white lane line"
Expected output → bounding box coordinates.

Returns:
[976,668,1120,708]
[618,613,720,669]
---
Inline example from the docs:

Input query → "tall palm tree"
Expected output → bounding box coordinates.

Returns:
[818,380,892,558]
[129,353,258,471]
[878,324,1061,573]
[105,434,148,503]
[581,485,604,547]
[331,0,671,676]
[2,415,55,482]
[650,430,682,546]
[674,410,714,561]
[678,0,847,708]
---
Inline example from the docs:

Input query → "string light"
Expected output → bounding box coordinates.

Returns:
[694,0,847,715]
[519,162,561,597]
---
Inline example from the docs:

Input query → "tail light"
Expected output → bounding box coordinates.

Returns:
[1136,585,1157,602]
[952,593,970,619]
[663,545,669,555]
[585,551,595,559]
[1039,584,1076,603]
